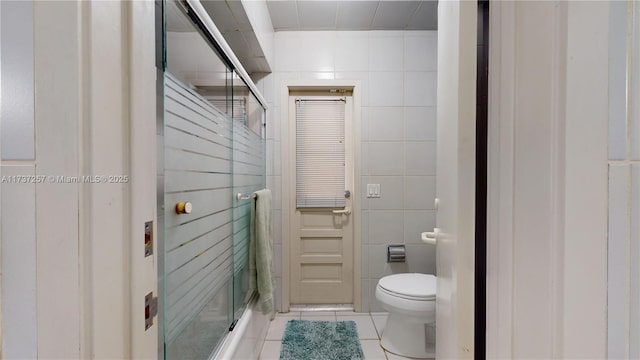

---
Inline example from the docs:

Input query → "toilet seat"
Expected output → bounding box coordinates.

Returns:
[377,273,436,301]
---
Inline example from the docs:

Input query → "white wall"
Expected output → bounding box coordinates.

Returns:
[256,30,437,312]
[487,1,609,358]
[0,1,158,358]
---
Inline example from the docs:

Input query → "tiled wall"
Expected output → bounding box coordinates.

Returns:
[254,30,437,312]
[607,1,640,358]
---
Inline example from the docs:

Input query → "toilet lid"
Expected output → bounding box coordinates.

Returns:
[378,273,436,300]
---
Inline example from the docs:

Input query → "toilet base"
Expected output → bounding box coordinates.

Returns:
[380,312,435,359]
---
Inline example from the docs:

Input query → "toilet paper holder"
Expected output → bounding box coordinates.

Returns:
[387,245,406,263]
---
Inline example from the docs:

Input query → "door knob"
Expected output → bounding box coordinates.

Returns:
[421,228,439,245]
[175,201,192,214]
[332,207,352,215]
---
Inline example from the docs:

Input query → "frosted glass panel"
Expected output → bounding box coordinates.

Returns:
[163,74,233,353]
[161,2,266,359]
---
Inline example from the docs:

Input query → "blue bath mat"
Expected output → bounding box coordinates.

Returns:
[280,319,365,360]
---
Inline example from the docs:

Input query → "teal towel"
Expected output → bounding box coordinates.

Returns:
[249,189,274,315]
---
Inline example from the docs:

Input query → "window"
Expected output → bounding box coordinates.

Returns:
[296,98,346,208]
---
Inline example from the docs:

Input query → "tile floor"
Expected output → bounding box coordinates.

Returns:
[258,311,418,360]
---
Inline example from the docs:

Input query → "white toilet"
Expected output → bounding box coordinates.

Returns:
[375,273,436,359]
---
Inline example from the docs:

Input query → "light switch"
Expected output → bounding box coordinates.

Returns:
[367,184,381,198]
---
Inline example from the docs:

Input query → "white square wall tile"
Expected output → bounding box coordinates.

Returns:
[272,175,282,210]
[370,244,408,278]
[404,210,436,244]
[369,210,404,245]
[297,32,336,72]
[361,210,370,244]
[361,106,370,141]
[299,72,335,80]
[405,107,437,141]
[266,106,280,141]
[275,277,283,312]
[361,177,371,209]
[369,107,403,141]
[335,35,369,71]
[404,176,436,210]
[406,244,436,274]
[361,141,370,176]
[361,243,370,277]
[368,176,404,210]
[370,72,403,106]
[273,142,282,176]
[274,244,282,277]
[405,141,436,176]
[368,279,387,313]
[369,34,404,71]
[361,278,371,311]
[404,32,437,71]
[405,72,437,106]
[274,34,301,72]
[272,210,282,244]
[272,72,301,105]
[266,140,274,176]
[368,142,404,175]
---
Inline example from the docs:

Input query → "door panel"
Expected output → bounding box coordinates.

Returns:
[436,1,477,358]
[289,96,355,305]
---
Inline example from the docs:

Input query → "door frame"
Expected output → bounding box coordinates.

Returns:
[279,80,363,312]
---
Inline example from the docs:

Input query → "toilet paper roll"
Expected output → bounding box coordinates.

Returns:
[387,245,406,263]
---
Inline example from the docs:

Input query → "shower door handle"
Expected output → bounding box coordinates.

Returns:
[332,208,352,216]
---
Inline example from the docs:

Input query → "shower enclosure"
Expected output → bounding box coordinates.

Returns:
[157,1,267,358]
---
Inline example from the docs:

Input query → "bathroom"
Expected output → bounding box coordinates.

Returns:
[161,0,443,358]
[0,0,634,359]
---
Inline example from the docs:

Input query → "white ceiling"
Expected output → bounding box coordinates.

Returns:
[266,0,437,31]
[190,0,438,74]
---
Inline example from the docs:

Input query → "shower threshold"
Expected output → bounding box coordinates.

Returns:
[289,304,354,312]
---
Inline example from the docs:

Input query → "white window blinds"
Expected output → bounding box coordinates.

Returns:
[296,99,346,208]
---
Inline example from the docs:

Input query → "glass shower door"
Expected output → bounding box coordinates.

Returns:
[162,1,235,358]
[160,1,267,359]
